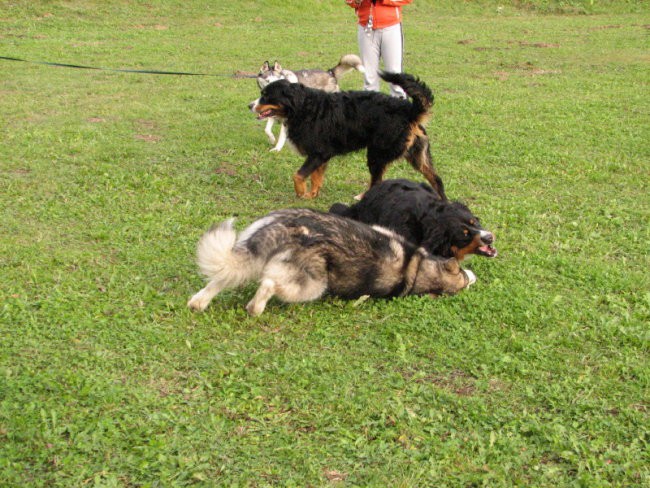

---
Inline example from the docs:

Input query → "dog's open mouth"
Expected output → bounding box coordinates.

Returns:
[256,109,274,120]
[476,244,497,258]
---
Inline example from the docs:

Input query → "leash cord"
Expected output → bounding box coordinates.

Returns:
[0,55,256,78]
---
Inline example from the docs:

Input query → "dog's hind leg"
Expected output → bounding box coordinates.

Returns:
[308,163,328,198]
[246,278,276,316]
[188,279,225,312]
[293,155,329,198]
[404,132,447,200]
[249,257,327,315]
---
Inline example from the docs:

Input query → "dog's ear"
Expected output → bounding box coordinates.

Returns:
[422,221,452,258]
[441,258,461,274]
[272,81,305,115]
[329,202,352,217]
[261,61,270,72]
[273,61,282,71]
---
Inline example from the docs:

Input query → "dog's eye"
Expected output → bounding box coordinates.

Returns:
[463,229,469,236]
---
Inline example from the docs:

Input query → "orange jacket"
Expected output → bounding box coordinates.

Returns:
[345,0,413,30]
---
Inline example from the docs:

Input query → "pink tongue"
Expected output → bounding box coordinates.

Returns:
[479,245,497,257]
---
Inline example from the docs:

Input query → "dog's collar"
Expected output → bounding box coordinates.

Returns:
[399,249,425,297]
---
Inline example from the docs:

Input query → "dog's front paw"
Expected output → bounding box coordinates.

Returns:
[269,146,281,153]
[245,300,264,317]
[187,291,210,311]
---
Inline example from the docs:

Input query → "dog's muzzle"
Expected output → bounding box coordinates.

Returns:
[477,230,497,258]
[463,269,477,287]
[248,99,260,113]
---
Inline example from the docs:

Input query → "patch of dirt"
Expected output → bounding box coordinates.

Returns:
[402,368,477,396]
[135,119,158,130]
[591,25,622,30]
[132,24,168,30]
[214,163,237,176]
[134,134,161,142]
[519,41,560,48]
[494,62,561,80]
[323,469,348,482]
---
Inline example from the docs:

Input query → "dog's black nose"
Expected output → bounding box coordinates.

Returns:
[248,102,254,110]
[481,232,495,244]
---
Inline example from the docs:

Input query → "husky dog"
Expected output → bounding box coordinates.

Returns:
[251,54,365,152]
[249,72,446,200]
[187,209,476,316]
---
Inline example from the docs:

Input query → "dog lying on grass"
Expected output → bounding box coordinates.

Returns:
[248,72,445,199]
[330,179,497,261]
[188,209,475,316]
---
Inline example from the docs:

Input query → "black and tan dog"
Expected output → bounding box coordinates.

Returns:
[330,179,497,261]
[187,209,475,316]
[253,54,365,152]
[248,72,445,199]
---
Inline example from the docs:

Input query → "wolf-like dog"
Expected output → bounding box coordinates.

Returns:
[253,54,365,152]
[187,209,476,316]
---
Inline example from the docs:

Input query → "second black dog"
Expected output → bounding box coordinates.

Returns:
[330,179,497,261]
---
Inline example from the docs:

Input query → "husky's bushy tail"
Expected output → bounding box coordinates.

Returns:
[195,219,261,288]
[379,71,434,121]
[332,53,366,79]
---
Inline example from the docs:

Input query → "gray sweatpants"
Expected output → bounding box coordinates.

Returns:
[357,23,406,98]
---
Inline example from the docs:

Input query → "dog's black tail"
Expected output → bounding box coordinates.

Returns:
[380,71,434,120]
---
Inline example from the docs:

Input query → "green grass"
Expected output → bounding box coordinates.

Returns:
[1,0,648,486]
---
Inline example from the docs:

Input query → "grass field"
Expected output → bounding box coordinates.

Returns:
[1,0,648,486]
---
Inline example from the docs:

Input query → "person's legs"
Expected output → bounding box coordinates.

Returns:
[357,24,381,91]
[380,23,406,98]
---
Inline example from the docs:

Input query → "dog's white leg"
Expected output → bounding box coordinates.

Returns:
[264,118,276,144]
[270,123,287,152]
[246,278,276,316]
[188,280,223,311]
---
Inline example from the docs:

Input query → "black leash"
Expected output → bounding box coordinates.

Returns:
[0,55,257,78]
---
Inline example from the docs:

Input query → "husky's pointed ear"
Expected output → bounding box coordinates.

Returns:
[273,61,282,71]
[441,258,461,274]
[261,60,270,71]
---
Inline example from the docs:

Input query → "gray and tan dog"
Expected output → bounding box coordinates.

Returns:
[188,209,476,316]
[251,54,365,152]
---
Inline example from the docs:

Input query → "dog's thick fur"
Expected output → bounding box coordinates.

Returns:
[253,55,365,152]
[187,209,475,316]
[329,179,497,261]
[249,72,446,199]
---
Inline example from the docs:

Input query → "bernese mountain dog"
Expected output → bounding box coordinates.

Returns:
[249,72,445,199]
[329,179,497,261]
